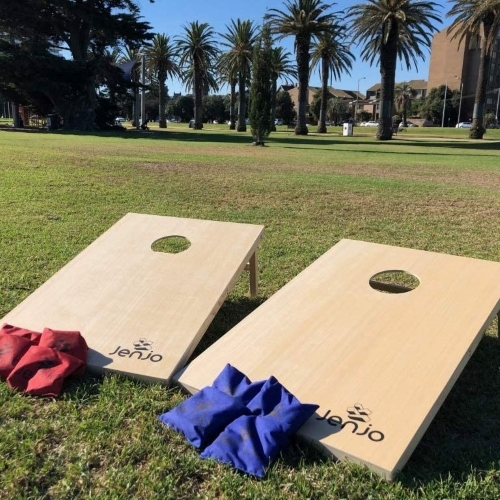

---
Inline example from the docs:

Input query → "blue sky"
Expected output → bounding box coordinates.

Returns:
[136,0,451,96]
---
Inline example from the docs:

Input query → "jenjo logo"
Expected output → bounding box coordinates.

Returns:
[108,338,163,363]
[317,403,385,442]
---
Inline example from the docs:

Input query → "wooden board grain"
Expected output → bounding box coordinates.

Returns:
[1,213,263,384]
[175,239,500,479]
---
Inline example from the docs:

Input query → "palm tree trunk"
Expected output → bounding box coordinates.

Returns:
[229,79,236,130]
[470,20,492,139]
[295,35,310,135]
[317,57,328,133]
[378,25,398,140]
[159,69,167,129]
[193,60,203,130]
[270,78,277,132]
[237,69,247,132]
[402,95,407,127]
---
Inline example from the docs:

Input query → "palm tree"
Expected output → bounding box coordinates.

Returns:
[176,22,219,130]
[266,0,337,135]
[447,0,500,139]
[269,46,297,131]
[220,19,257,132]
[145,34,180,129]
[347,0,440,140]
[394,81,416,126]
[217,58,238,129]
[310,26,354,133]
[119,45,143,126]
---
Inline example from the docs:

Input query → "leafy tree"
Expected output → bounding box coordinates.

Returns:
[269,46,296,131]
[220,19,257,132]
[217,57,238,129]
[419,85,461,125]
[177,22,219,129]
[327,96,347,124]
[267,0,337,135]
[310,24,354,132]
[202,95,227,123]
[275,90,296,125]
[0,0,153,130]
[166,94,194,122]
[394,82,417,126]
[145,34,180,128]
[249,26,273,145]
[347,0,440,140]
[447,0,500,139]
[310,88,331,121]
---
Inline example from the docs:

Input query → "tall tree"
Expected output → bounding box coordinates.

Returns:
[145,34,180,128]
[266,0,337,135]
[217,58,238,129]
[347,0,440,140]
[447,0,500,139]
[269,46,296,131]
[220,19,257,132]
[310,25,354,133]
[0,0,153,130]
[177,22,219,130]
[394,81,416,126]
[249,25,273,145]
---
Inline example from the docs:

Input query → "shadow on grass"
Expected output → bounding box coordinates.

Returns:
[190,296,266,361]
[400,332,500,486]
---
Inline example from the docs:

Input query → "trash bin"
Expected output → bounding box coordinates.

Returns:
[342,122,353,136]
[47,114,59,130]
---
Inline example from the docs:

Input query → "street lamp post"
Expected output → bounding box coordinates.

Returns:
[356,77,366,121]
[441,79,448,128]
[458,82,463,123]
[140,53,146,127]
[496,87,500,124]
[455,75,463,124]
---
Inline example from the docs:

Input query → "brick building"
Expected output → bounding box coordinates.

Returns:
[427,25,500,121]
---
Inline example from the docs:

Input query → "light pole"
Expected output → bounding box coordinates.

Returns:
[455,75,463,124]
[140,53,146,126]
[496,87,500,124]
[441,79,448,128]
[356,77,366,121]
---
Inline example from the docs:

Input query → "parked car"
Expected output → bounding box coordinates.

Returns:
[456,121,472,128]
[362,120,379,127]
[115,117,126,125]
[398,121,418,129]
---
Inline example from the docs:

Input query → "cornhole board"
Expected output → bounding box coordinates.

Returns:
[175,239,500,479]
[1,213,264,384]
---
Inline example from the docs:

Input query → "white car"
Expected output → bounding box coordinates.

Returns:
[362,120,379,127]
[115,117,126,124]
[456,121,472,128]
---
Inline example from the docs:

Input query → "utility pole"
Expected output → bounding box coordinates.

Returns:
[441,80,448,128]
[356,77,366,121]
[141,53,146,127]
[496,87,500,124]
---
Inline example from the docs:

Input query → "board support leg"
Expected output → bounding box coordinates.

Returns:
[248,251,258,298]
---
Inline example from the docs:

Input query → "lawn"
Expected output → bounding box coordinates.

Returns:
[1,125,500,499]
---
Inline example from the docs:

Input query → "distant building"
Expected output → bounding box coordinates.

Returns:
[361,80,428,120]
[427,25,500,120]
[279,84,364,121]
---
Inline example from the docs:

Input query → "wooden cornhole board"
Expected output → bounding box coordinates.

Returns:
[175,239,500,479]
[1,213,264,384]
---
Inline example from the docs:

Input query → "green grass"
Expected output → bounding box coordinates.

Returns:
[1,126,500,499]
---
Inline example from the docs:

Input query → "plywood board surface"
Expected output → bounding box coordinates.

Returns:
[175,239,500,479]
[1,213,263,383]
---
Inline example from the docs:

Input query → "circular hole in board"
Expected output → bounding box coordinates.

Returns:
[369,270,420,294]
[151,236,191,254]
